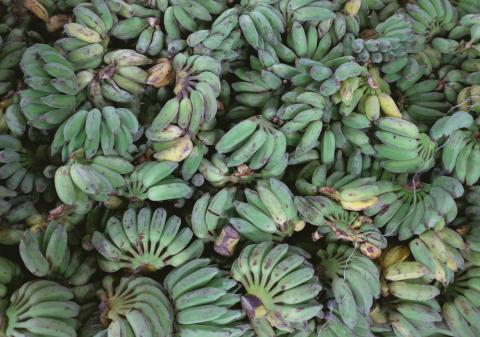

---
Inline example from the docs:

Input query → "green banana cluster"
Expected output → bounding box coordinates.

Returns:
[373,117,437,173]
[443,266,480,336]
[92,206,203,272]
[397,78,451,124]
[261,89,328,163]
[19,221,97,287]
[79,49,152,110]
[317,312,376,337]
[432,112,480,186]
[0,280,80,337]
[0,186,39,245]
[51,106,139,161]
[432,12,480,56]
[353,14,424,65]
[409,229,466,286]
[232,67,284,108]
[0,134,50,195]
[190,186,237,249]
[364,174,464,239]
[317,243,380,328]
[214,116,288,177]
[164,258,249,337]
[0,256,20,298]
[295,195,386,257]
[117,160,192,201]
[55,153,134,213]
[228,178,304,245]
[157,0,226,40]
[0,29,25,99]
[457,83,480,113]
[371,298,451,337]
[232,242,322,337]
[296,160,398,211]
[187,7,245,62]
[81,275,174,337]
[19,44,83,130]
[146,53,221,138]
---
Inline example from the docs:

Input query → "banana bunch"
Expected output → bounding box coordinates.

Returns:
[461,186,480,265]
[269,15,355,66]
[0,30,25,99]
[146,53,221,137]
[79,49,152,109]
[19,44,83,130]
[117,160,193,201]
[51,106,139,161]
[442,266,480,336]
[164,258,249,337]
[92,206,203,273]
[296,160,399,211]
[191,186,237,253]
[228,178,304,245]
[352,13,424,65]
[187,7,245,62]
[279,0,335,26]
[153,0,226,40]
[457,84,480,114]
[0,134,51,195]
[0,256,20,298]
[317,243,380,328]
[435,64,480,106]
[373,117,437,173]
[232,67,284,108]
[19,221,97,286]
[317,312,376,337]
[55,154,134,213]
[0,187,39,245]
[0,280,80,337]
[232,242,322,336]
[197,153,254,187]
[409,228,465,286]
[1,96,27,137]
[431,113,480,185]
[294,195,386,258]
[396,77,451,124]
[333,67,402,120]
[271,58,367,99]
[433,12,480,56]
[453,0,480,14]
[112,16,166,56]
[405,0,457,39]
[260,90,327,163]
[371,298,451,337]
[214,116,288,177]
[363,174,464,239]
[58,0,128,70]
[83,275,174,337]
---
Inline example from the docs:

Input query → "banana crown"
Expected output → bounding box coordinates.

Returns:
[19,44,81,130]
[19,221,97,286]
[1,279,80,337]
[232,242,322,334]
[92,275,174,337]
[92,206,203,273]
[164,258,248,336]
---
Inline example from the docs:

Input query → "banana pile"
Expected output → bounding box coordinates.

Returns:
[2,0,480,336]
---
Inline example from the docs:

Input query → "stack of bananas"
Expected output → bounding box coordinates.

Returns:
[2,0,480,336]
